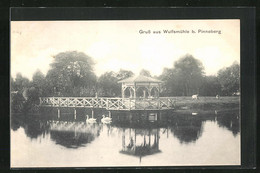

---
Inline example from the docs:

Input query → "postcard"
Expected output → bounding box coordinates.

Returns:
[11,19,240,167]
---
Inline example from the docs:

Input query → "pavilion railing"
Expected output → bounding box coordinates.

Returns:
[39,97,176,110]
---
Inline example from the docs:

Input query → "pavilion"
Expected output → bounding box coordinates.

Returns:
[118,75,163,99]
[120,128,161,163]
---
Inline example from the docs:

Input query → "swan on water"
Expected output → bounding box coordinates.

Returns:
[86,115,97,124]
[191,112,198,115]
[101,115,112,124]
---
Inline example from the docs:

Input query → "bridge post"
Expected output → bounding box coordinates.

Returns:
[74,108,77,120]
[91,109,94,118]
[108,111,111,118]
[129,113,132,122]
[57,108,60,119]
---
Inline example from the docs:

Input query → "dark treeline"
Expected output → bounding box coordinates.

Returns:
[159,54,240,97]
[11,51,240,113]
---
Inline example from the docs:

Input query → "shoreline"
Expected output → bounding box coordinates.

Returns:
[174,96,239,116]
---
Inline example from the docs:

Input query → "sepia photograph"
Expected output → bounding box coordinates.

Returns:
[10,19,240,167]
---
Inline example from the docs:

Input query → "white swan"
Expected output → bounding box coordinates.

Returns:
[191,112,198,115]
[101,115,112,124]
[86,115,97,124]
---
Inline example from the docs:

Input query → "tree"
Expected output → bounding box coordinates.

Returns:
[200,75,221,96]
[116,69,134,81]
[173,54,204,96]
[139,69,151,77]
[97,71,121,97]
[97,69,134,97]
[32,70,45,86]
[22,86,41,112]
[159,55,205,96]
[11,73,36,113]
[12,73,30,92]
[10,77,16,91]
[159,68,180,96]
[217,62,240,95]
[32,70,46,96]
[45,51,97,96]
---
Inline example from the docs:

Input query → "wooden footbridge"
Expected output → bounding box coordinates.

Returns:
[40,75,177,111]
[39,97,176,110]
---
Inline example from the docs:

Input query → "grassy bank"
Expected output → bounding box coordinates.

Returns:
[174,96,239,115]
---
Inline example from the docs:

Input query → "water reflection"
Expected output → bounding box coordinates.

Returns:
[10,116,21,131]
[216,110,240,136]
[112,111,205,144]
[120,128,160,162]
[11,115,48,139]
[48,121,101,148]
[11,109,240,163]
[169,115,204,144]
[50,131,94,148]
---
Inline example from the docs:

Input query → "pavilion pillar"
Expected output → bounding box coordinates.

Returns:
[130,88,133,98]
[134,129,136,152]
[148,130,151,146]
[157,129,159,149]
[148,83,151,97]
[122,83,125,98]
[148,88,151,98]
[157,84,160,98]
[129,128,131,140]
[122,129,125,150]
[134,83,136,98]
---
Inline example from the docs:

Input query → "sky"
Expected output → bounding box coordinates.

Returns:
[11,20,240,80]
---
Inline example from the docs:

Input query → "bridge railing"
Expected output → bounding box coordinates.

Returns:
[39,97,176,110]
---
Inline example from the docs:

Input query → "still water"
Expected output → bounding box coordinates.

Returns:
[11,109,240,167]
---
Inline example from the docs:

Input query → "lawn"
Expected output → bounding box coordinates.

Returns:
[174,96,240,114]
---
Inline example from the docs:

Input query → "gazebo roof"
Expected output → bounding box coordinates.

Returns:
[118,75,162,83]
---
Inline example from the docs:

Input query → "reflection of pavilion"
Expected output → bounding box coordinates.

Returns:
[120,128,161,162]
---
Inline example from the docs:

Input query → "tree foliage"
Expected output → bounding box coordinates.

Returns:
[173,54,204,96]
[31,70,46,95]
[217,62,240,95]
[139,69,151,77]
[97,69,135,97]
[11,73,40,113]
[115,69,134,81]
[97,71,121,97]
[12,73,30,91]
[200,76,221,96]
[45,51,97,96]
[159,68,180,96]
[159,54,204,96]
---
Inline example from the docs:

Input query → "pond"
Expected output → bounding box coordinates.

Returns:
[11,109,240,167]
